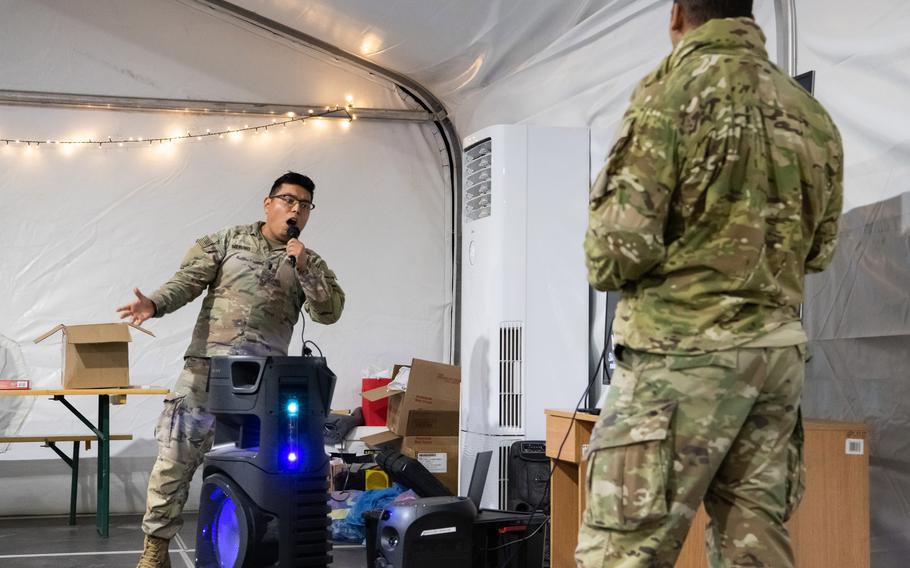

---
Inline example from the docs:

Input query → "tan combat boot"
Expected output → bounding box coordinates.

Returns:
[136,535,171,568]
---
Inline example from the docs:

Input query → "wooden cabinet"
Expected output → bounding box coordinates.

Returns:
[546,410,870,568]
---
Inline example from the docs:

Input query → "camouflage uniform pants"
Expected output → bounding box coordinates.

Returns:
[141,357,215,539]
[576,345,807,568]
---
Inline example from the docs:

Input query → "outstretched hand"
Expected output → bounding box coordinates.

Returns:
[116,288,155,326]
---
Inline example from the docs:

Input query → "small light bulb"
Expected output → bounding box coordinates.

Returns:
[288,452,298,462]
[345,94,354,103]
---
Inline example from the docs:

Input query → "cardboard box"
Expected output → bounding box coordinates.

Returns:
[361,359,461,493]
[402,436,459,494]
[33,323,154,388]
[361,359,460,436]
[361,433,460,494]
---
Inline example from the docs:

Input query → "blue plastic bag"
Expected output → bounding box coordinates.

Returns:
[330,484,407,543]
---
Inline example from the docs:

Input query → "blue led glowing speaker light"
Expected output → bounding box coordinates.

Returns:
[196,356,336,567]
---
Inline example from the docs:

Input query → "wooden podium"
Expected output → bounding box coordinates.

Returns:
[545,410,870,568]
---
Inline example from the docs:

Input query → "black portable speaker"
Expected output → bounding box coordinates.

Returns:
[507,440,550,512]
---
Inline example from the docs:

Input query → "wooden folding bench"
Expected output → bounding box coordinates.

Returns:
[0,434,133,525]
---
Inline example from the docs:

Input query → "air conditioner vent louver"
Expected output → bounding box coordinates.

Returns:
[499,322,523,430]
[464,138,492,222]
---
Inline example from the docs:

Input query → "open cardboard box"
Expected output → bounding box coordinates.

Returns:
[360,358,460,436]
[34,322,154,389]
[361,358,461,493]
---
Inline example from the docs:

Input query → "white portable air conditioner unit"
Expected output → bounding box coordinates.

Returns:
[459,124,590,508]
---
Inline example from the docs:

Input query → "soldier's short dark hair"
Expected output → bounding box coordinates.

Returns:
[674,0,753,26]
[269,171,315,196]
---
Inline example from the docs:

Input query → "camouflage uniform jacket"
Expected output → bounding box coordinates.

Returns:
[585,18,844,354]
[148,222,345,357]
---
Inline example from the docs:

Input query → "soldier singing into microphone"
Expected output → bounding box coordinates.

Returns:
[116,171,345,568]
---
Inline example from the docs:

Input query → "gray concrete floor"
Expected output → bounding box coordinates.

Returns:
[0,513,366,567]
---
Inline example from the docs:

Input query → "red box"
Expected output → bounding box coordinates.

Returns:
[362,377,393,426]
[0,379,30,390]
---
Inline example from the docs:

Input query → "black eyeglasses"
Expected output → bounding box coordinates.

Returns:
[271,194,315,211]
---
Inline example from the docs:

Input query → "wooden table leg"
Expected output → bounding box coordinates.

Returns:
[551,459,581,567]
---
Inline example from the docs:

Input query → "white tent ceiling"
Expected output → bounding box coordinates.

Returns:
[228,0,609,104]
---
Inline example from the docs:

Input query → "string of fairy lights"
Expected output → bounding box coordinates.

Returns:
[0,101,356,150]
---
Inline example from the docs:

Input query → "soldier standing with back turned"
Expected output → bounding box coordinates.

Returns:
[117,172,345,568]
[577,1,843,567]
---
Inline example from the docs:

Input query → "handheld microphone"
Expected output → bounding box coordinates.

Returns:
[286,219,301,266]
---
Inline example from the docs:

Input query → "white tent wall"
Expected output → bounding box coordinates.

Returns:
[798,0,910,212]
[798,1,910,565]
[0,0,452,516]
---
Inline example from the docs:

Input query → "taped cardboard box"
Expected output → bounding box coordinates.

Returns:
[33,323,154,389]
[361,358,460,436]
[402,436,459,494]
[360,432,459,494]
[360,358,461,492]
